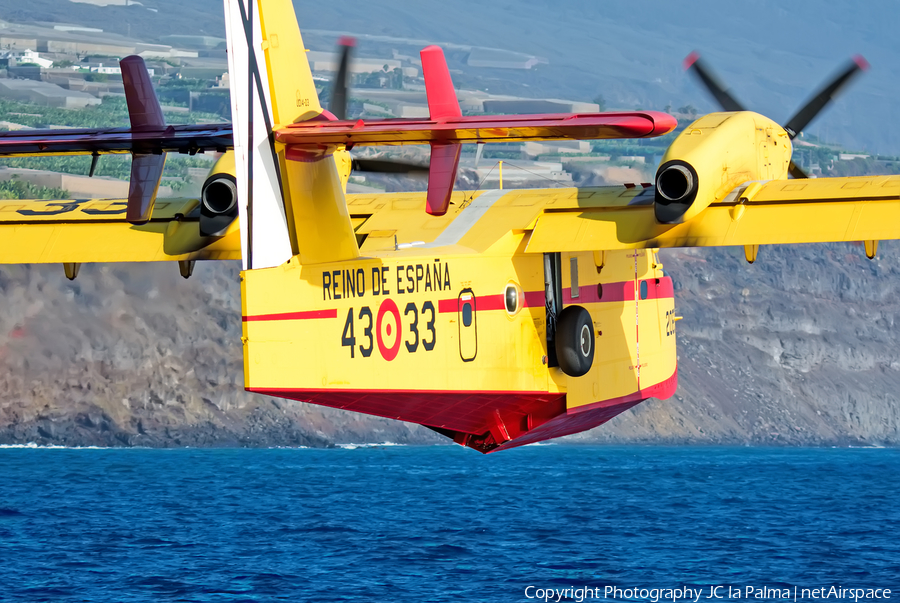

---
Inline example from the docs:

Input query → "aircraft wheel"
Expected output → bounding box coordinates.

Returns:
[555,305,594,377]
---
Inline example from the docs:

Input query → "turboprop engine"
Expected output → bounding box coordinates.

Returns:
[654,111,792,224]
[657,52,869,225]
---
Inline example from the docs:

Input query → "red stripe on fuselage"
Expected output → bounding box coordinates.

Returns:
[242,309,338,322]
[436,278,672,314]
[437,291,544,314]
[244,278,672,321]
[563,276,673,305]
[437,298,457,313]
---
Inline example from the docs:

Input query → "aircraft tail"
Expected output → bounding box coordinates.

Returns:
[224,0,358,269]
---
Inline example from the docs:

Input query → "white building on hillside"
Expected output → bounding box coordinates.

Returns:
[89,63,121,75]
[3,49,53,69]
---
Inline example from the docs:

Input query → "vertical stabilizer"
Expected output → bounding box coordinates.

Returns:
[255,0,322,126]
[223,0,297,270]
[225,0,359,268]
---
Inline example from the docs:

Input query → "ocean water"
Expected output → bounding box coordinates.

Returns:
[0,445,898,602]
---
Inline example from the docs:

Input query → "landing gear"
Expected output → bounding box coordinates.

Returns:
[555,305,594,377]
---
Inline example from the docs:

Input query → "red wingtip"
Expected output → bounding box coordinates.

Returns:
[120,55,165,131]
[420,45,462,121]
[338,35,356,47]
[852,54,870,71]
[683,51,700,70]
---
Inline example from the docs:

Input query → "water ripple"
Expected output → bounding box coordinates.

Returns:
[0,446,898,602]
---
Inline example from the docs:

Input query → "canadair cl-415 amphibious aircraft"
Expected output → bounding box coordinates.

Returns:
[0,0,895,452]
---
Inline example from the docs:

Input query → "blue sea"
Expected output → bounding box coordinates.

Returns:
[0,445,898,602]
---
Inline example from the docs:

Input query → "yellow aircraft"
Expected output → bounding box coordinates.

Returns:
[0,0,896,453]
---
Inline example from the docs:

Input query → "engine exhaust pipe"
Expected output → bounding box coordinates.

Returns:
[654,160,699,223]
[200,173,238,237]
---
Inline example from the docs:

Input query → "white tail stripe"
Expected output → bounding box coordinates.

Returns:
[224,0,293,270]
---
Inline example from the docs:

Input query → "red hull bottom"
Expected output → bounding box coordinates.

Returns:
[251,369,677,453]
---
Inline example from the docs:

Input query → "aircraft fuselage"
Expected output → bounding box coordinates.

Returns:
[241,188,678,452]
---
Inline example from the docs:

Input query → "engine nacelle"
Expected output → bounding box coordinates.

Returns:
[654,111,792,224]
[200,152,238,237]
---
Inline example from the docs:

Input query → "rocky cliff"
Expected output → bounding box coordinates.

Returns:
[0,240,898,449]
[576,242,900,446]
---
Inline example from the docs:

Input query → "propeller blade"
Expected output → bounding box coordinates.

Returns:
[787,160,808,179]
[782,55,868,139]
[684,51,746,112]
[330,36,355,120]
[351,158,429,174]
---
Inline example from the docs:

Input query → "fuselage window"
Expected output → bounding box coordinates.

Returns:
[462,302,473,327]
[505,284,519,314]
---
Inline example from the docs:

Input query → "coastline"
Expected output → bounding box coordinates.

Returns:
[1,240,898,451]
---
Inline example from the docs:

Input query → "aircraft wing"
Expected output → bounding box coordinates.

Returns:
[275,111,676,147]
[0,198,240,263]
[0,124,233,157]
[0,55,235,226]
[525,175,900,253]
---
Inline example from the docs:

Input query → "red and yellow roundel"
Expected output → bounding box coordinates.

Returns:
[376,298,402,361]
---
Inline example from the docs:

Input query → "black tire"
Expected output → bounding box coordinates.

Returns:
[555,305,594,377]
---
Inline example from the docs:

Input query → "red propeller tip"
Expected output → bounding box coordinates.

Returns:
[852,54,870,71]
[338,35,356,47]
[683,51,700,70]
